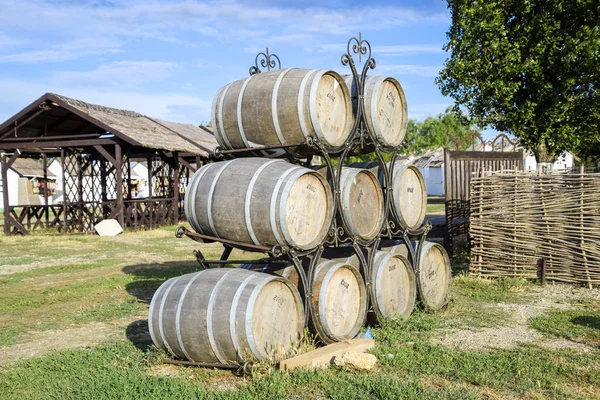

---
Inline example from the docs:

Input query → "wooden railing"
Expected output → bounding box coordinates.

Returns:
[3,197,186,235]
[123,198,179,230]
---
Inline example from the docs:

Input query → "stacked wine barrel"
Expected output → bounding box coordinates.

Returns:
[149,66,452,364]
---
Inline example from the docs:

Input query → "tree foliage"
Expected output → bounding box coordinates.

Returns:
[341,107,479,164]
[403,107,480,154]
[437,0,600,162]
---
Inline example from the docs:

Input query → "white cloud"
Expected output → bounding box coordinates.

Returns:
[51,61,178,88]
[0,36,123,63]
[0,78,211,124]
[375,44,443,56]
[0,1,448,63]
[408,103,453,120]
[376,64,441,77]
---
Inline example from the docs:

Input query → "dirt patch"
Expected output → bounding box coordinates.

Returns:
[148,364,180,377]
[434,286,599,352]
[0,316,141,365]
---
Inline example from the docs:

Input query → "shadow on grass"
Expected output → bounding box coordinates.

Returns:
[122,260,201,304]
[572,315,600,331]
[123,261,202,353]
[126,319,154,352]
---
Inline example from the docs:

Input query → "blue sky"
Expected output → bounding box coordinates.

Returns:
[0,0,478,135]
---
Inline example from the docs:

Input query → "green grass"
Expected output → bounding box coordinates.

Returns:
[530,309,600,346]
[0,226,233,346]
[0,341,483,400]
[1,315,598,399]
[1,228,599,399]
[451,275,531,303]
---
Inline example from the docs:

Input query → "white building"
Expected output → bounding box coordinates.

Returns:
[0,158,58,207]
[523,151,574,171]
[410,150,445,196]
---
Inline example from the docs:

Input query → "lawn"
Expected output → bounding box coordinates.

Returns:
[0,227,599,399]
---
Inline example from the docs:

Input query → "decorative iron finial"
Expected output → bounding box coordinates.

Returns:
[249,48,281,76]
[341,32,375,69]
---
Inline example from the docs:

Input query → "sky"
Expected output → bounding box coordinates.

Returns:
[0,0,484,136]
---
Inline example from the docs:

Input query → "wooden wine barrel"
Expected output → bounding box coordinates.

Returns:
[184,158,334,250]
[241,263,301,291]
[343,75,408,148]
[148,268,304,364]
[310,260,368,343]
[351,162,427,231]
[212,69,354,152]
[331,249,416,320]
[314,166,384,240]
[243,260,367,344]
[370,251,416,319]
[381,240,451,311]
[380,241,410,260]
[418,242,451,311]
[339,168,385,240]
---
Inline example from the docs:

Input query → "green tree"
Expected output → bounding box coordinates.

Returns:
[403,107,479,154]
[437,0,600,162]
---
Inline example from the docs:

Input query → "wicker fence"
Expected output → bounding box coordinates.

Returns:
[470,170,600,287]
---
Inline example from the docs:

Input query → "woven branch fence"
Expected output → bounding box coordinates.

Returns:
[470,170,600,287]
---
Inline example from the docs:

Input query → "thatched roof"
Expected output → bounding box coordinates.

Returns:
[51,94,218,157]
[411,150,444,168]
[10,158,57,178]
[0,93,218,158]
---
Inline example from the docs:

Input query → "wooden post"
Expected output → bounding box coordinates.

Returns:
[115,144,125,228]
[579,164,592,289]
[147,156,153,228]
[77,153,84,232]
[512,167,518,277]
[61,149,68,232]
[172,151,179,224]
[443,148,451,252]
[1,153,9,235]
[43,153,49,228]
[127,156,132,201]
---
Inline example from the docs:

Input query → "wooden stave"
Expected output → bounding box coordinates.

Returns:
[148,268,305,364]
[342,75,409,148]
[213,69,354,153]
[185,158,334,250]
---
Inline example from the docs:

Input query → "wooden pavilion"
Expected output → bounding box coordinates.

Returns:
[0,93,218,235]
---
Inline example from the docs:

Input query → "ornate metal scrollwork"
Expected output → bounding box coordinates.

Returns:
[341,32,376,70]
[249,48,281,75]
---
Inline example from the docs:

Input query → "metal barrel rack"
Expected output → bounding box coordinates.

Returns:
[176,33,432,335]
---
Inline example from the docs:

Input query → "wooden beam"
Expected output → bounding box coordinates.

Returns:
[178,156,196,173]
[446,150,524,161]
[1,154,9,234]
[43,154,49,226]
[4,212,29,235]
[0,105,48,140]
[0,138,115,150]
[5,151,20,170]
[94,145,118,166]
[60,149,68,232]
[172,151,179,224]
[0,94,52,136]
[2,133,102,143]
[115,143,125,228]
[279,339,375,371]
